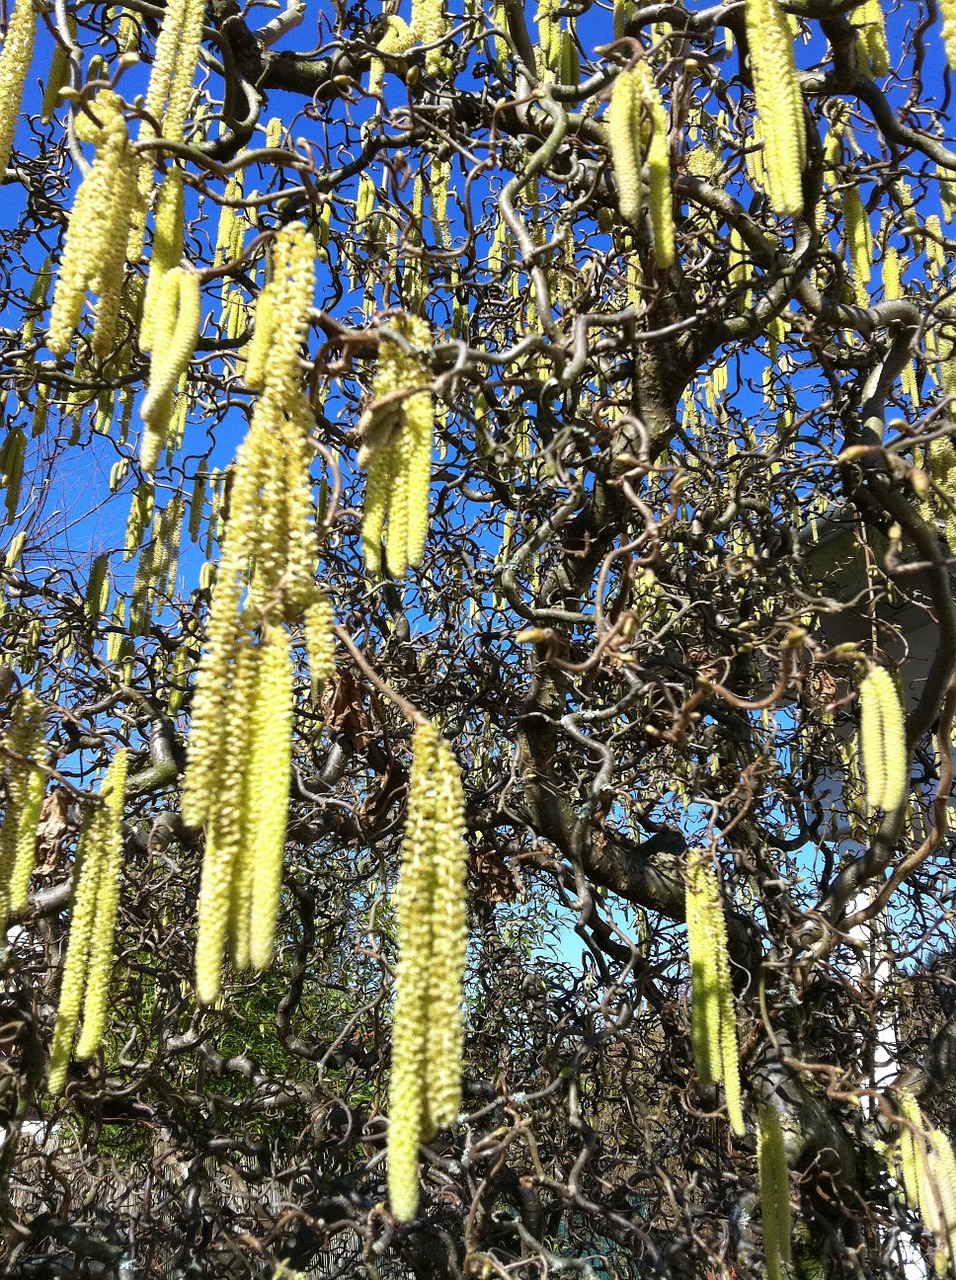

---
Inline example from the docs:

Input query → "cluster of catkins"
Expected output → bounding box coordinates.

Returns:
[0,690,47,927]
[359,313,434,579]
[388,721,468,1222]
[684,846,745,1136]
[605,61,674,267]
[181,223,336,1005]
[896,1090,956,1276]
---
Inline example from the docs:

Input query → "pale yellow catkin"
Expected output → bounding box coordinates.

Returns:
[606,69,641,225]
[388,722,468,1222]
[758,1105,793,1280]
[844,185,872,306]
[75,750,128,1057]
[141,169,185,354]
[246,626,294,973]
[411,0,448,75]
[48,750,128,1093]
[369,16,414,96]
[744,0,806,216]
[859,667,907,813]
[941,0,956,74]
[0,690,47,925]
[852,0,889,76]
[633,61,674,268]
[685,848,745,1136]
[0,0,37,176]
[140,267,202,467]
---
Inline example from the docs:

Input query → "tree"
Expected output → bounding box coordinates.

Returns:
[2,0,956,1274]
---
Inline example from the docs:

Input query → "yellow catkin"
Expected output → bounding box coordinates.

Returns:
[411,0,448,75]
[0,0,37,176]
[859,667,907,813]
[929,1128,956,1272]
[606,69,641,225]
[685,848,745,1135]
[369,16,414,96]
[304,591,336,695]
[40,17,76,124]
[195,640,256,1000]
[941,0,956,74]
[388,722,469,1223]
[243,283,276,391]
[844,185,872,306]
[141,169,185,354]
[246,626,294,972]
[48,750,128,1093]
[140,267,201,466]
[130,0,205,257]
[758,1105,793,1280]
[360,314,433,577]
[633,62,674,268]
[744,0,806,216]
[75,750,128,1057]
[0,690,47,924]
[898,1090,924,1211]
[47,93,140,357]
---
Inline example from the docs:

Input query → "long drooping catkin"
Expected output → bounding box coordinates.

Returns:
[859,667,907,813]
[140,267,202,469]
[245,626,294,972]
[743,0,806,215]
[685,848,745,1135]
[184,224,333,1003]
[606,69,641,225]
[141,169,185,353]
[388,722,468,1223]
[360,314,433,578]
[758,1105,792,1280]
[0,0,37,177]
[48,749,128,1093]
[47,93,141,357]
[0,690,47,925]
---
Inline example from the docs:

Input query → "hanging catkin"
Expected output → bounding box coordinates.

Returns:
[0,0,37,177]
[606,69,641,225]
[140,267,202,469]
[743,0,806,216]
[48,749,128,1094]
[388,721,468,1223]
[684,847,745,1135]
[858,667,907,813]
[758,1105,793,1280]
[0,690,47,925]
[183,224,333,1003]
[47,93,141,357]
[359,313,433,578]
[941,0,956,73]
[141,169,185,353]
